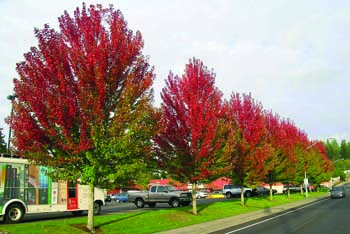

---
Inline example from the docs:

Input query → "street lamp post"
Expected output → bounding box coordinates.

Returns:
[7,94,17,154]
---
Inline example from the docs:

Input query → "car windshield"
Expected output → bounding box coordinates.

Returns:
[332,187,342,191]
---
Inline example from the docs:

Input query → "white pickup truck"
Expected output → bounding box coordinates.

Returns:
[223,184,252,198]
[128,185,192,208]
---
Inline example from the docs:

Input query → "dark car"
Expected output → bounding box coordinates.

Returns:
[330,186,346,199]
[252,186,277,196]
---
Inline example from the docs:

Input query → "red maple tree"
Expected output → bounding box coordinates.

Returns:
[222,93,271,205]
[278,119,309,191]
[261,110,283,199]
[9,3,157,231]
[263,111,306,194]
[154,58,224,214]
[303,141,333,189]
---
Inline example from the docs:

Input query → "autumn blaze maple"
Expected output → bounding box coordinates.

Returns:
[222,93,271,205]
[10,3,157,231]
[154,58,224,214]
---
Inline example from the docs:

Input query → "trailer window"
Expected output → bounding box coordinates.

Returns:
[68,181,76,198]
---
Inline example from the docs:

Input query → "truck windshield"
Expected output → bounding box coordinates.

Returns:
[165,186,177,191]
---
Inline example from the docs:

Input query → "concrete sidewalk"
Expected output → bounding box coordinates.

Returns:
[156,194,329,234]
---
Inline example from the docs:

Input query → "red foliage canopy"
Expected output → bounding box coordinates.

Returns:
[264,110,311,182]
[154,58,223,183]
[223,93,270,184]
[10,3,154,164]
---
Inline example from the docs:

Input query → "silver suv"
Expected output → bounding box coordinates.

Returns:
[223,184,252,198]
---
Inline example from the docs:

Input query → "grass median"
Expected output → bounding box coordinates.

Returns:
[0,192,328,234]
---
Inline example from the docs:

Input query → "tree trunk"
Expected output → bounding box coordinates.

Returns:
[87,183,95,233]
[300,186,304,195]
[287,189,290,199]
[269,184,273,201]
[192,183,197,215]
[240,186,245,206]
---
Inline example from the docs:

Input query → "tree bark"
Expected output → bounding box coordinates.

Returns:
[87,183,95,233]
[240,186,245,206]
[269,184,273,201]
[192,183,197,215]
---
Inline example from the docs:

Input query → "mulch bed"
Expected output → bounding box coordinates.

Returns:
[71,224,103,234]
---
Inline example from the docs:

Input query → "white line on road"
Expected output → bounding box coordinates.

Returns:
[225,199,328,234]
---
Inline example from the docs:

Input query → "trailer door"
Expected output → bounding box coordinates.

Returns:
[67,181,78,210]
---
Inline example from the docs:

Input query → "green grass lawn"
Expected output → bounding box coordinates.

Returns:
[0,192,328,234]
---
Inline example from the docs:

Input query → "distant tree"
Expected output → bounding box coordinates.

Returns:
[324,139,341,160]
[9,3,158,231]
[154,58,224,215]
[263,111,284,200]
[0,128,7,153]
[273,119,307,198]
[308,142,333,188]
[222,93,271,206]
[339,140,350,160]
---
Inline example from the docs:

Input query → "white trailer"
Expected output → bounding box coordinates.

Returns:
[0,154,105,223]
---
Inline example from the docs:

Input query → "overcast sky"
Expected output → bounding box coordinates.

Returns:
[1,0,349,144]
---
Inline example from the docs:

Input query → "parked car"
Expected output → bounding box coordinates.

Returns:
[283,184,312,194]
[282,185,302,194]
[128,185,192,208]
[223,184,252,198]
[252,186,277,196]
[112,192,129,203]
[196,191,209,199]
[330,186,346,199]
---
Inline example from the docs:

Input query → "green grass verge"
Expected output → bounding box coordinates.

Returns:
[0,192,328,234]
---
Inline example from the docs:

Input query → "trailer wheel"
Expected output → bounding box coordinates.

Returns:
[5,203,24,224]
[170,198,180,208]
[71,210,84,216]
[93,201,102,215]
[135,198,145,208]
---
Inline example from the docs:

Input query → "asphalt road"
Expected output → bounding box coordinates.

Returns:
[213,185,350,234]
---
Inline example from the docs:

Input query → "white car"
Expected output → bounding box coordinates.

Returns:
[196,191,209,199]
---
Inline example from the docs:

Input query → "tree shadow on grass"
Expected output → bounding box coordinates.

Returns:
[197,203,211,214]
[96,211,148,228]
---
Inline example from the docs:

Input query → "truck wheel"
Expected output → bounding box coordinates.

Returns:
[226,192,232,199]
[245,191,252,197]
[93,201,101,215]
[170,198,180,208]
[135,198,145,208]
[181,201,191,206]
[148,202,156,208]
[5,204,24,224]
[71,210,84,216]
